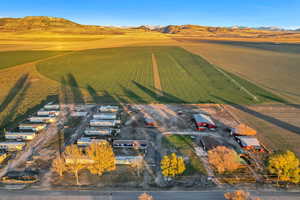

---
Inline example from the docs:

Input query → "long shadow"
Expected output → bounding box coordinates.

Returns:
[60,77,71,104]
[66,73,85,104]
[86,84,118,104]
[119,85,147,104]
[212,95,300,135]
[132,81,186,103]
[0,74,29,112]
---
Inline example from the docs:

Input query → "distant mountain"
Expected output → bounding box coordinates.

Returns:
[0,16,127,35]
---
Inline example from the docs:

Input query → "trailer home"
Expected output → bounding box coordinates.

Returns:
[71,111,88,117]
[0,142,26,151]
[84,127,120,137]
[19,123,46,132]
[44,103,59,110]
[28,116,56,123]
[37,110,60,117]
[93,113,117,120]
[113,140,147,150]
[99,105,119,112]
[89,119,119,127]
[115,156,143,165]
[5,132,36,141]
[77,137,106,147]
[193,114,216,131]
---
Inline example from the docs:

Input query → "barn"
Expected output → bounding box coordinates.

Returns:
[192,114,216,131]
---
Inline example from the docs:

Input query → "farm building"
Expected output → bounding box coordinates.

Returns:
[5,132,36,141]
[37,110,60,116]
[19,123,46,132]
[84,127,120,137]
[76,137,106,147]
[93,113,117,120]
[71,111,88,117]
[113,140,147,150]
[99,105,119,112]
[144,117,156,127]
[28,116,56,123]
[231,124,257,136]
[235,136,262,151]
[89,119,119,127]
[0,142,26,151]
[115,156,143,165]
[193,114,216,131]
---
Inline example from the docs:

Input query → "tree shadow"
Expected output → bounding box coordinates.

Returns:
[0,74,29,112]
[66,73,85,104]
[212,95,300,135]
[119,85,147,104]
[86,84,118,104]
[132,81,187,103]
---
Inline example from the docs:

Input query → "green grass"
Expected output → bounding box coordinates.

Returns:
[37,46,283,104]
[163,135,207,175]
[0,50,68,70]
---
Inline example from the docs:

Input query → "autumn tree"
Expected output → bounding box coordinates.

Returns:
[52,156,66,177]
[63,145,86,185]
[130,157,144,177]
[86,141,116,176]
[138,192,154,200]
[268,150,300,184]
[161,153,185,178]
[208,146,241,174]
[224,190,260,200]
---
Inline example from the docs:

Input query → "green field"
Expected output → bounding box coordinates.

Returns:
[37,46,283,104]
[0,50,68,70]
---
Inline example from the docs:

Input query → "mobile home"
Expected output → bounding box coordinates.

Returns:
[5,132,36,141]
[115,156,143,165]
[28,116,56,123]
[193,114,216,131]
[0,142,26,151]
[99,105,119,113]
[84,127,120,137]
[44,103,60,110]
[71,111,88,117]
[113,140,147,150]
[93,113,117,120]
[19,123,46,132]
[89,119,118,127]
[76,137,106,147]
[37,110,60,117]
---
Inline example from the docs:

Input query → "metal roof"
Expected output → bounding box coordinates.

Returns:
[193,114,215,125]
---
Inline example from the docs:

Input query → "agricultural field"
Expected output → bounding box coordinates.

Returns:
[179,39,300,103]
[37,46,283,104]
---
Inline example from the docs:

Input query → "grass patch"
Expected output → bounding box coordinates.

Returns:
[163,135,207,175]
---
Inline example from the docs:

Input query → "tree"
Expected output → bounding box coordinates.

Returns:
[63,145,86,185]
[268,150,300,184]
[224,190,260,200]
[161,153,185,178]
[208,146,241,174]
[86,141,116,176]
[52,156,66,177]
[138,193,154,200]
[130,158,144,177]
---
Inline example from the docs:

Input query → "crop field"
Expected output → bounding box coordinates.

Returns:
[179,39,300,103]
[37,46,283,104]
[0,50,68,70]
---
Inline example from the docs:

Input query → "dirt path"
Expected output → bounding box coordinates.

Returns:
[151,53,163,96]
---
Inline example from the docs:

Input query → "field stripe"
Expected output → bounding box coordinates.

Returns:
[152,53,163,96]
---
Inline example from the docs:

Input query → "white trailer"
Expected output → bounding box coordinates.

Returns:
[28,116,56,123]
[44,103,60,110]
[37,110,60,116]
[0,142,26,151]
[19,123,46,132]
[115,156,144,165]
[71,111,88,117]
[99,105,119,112]
[84,127,120,137]
[93,113,117,120]
[89,120,119,127]
[5,132,36,141]
[77,137,106,147]
[113,140,147,149]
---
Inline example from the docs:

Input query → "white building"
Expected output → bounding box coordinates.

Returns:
[93,113,117,120]
[19,123,46,132]
[89,120,119,127]
[76,137,106,147]
[28,116,56,123]
[5,132,36,141]
[99,105,119,113]
[0,142,26,151]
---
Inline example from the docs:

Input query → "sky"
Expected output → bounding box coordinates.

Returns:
[1,0,299,28]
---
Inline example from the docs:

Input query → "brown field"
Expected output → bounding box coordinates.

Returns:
[178,38,300,103]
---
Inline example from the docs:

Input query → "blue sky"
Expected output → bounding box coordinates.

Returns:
[1,0,299,28]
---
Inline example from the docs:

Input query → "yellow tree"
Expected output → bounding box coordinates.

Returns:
[268,150,300,184]
[224,190,260,200]
[86,141,116,176]
[208,146,241,174]
[63,144,86,185]
[52,156,67,177]
[138,193,154,200]
[161,153,185,178]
